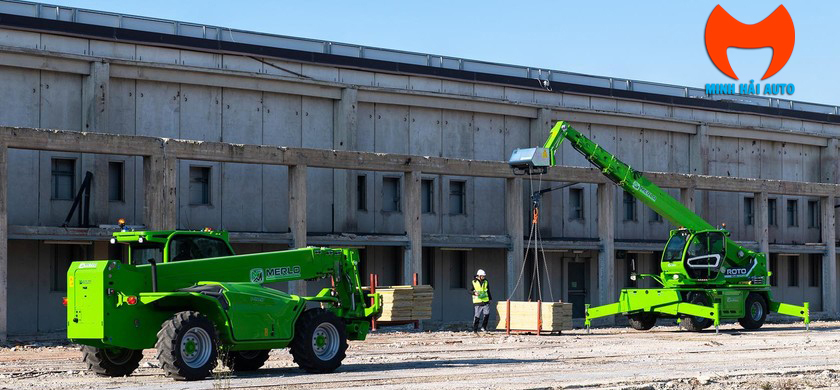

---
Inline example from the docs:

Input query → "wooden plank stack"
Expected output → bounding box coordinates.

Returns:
[492,301,573,332]
[373,285,434,322]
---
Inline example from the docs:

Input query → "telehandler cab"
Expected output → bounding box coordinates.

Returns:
[66,227,381,380]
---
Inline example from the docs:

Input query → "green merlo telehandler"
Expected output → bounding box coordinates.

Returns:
[66,227,381,380]
[509,120,810,332]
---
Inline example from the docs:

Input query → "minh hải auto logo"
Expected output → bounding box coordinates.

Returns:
[704,4,795,97]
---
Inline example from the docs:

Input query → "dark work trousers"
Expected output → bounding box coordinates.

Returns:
[473,302,490,331]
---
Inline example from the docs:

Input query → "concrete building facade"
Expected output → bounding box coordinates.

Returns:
[0,0,837,339]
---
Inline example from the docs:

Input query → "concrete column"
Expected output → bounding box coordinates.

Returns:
[689,124,710,219]
[0,143,7,341]
[505,177,524,300]
[403,170,422,284]
[333,88,358,232]
[83,61,110,132]
[288,165,308,295]
[83,61,111,225]
[821,138,839,184]
[821,196,837,314]
[680,187,696,211]
[529,108,553,146]
[162,155,177,230]
[597,183,615,321]
[755,192,769,257]
[142,148,176,230]
[142,154,164,229]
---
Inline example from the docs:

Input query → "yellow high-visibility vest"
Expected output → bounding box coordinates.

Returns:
[472,279,489,304]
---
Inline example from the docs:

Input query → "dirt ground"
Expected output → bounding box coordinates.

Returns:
[1,321,838,390]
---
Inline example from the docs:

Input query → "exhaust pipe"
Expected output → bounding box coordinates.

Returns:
[148,259,158,292]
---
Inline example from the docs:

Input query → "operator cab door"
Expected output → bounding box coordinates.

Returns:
[167,234,233,263]
[683,232,726,280]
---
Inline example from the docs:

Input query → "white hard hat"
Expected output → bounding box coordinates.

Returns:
[476,269,486,276]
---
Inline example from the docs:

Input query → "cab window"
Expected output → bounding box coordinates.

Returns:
[131,243,164,266]
[686,232,726,259]
[168,235,232,262]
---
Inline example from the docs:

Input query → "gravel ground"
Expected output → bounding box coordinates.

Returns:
[0,321,838,389]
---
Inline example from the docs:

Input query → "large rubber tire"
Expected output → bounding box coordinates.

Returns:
[627,312,658,331]
[738,293,768,330]
[682,291,714,332]
[223,350,271,371]
[289,309,348,373]
[81,346,143,377]
[155,311,219,381]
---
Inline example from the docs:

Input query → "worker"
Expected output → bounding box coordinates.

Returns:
[470,269,492,332]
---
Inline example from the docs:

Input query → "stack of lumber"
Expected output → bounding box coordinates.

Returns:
[372,285,434,321]
[410,285,434,320]
[492,301,573,331]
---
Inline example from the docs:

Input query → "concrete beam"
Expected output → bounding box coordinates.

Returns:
[1,127,839,196]
[821,196,837,314]
[554,110,697,134]
[333,88,358,232]
[505,177,524,301]
[356,90,537,118]
[755,192,769,258]
[288,165,307,295]
[0,143,6,341]
[110,64,341,100]
[597,183,616,317]
[708,126,828,147]
[0,126,162,156]
[403,170,422,284]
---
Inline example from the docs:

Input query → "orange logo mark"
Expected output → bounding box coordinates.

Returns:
[704,5,795,80]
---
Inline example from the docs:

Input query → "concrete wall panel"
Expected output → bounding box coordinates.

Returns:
[408,107,441,157]
[0,66,40,225]
[135,80,179,138]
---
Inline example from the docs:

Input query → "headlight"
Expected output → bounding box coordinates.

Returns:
[672,274,680,280]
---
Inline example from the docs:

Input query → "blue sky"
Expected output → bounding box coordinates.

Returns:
[56,1,840,106]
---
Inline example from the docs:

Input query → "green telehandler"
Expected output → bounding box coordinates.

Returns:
[509,120,810,332]
[66,226,381,380]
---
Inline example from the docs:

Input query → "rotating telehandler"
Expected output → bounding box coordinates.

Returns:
[509,121,810,332]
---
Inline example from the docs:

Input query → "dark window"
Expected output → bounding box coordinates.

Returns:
[623,191,636,221]
[768,199,777,226]
[650,208,662,223]
[421,179,434,214]
[51,158,75,200]
[449,180,466,215]
[808,200,820,228]
[744,197,754,226]
[108,161,124,202]
[131,243,164,265]
[382,177,401,212]
[189,166,211,205]
[787,199,798,227]
[169,235,233,262]
[422,247,434,286]
[569,188,583,220]
[449,251,467,288]
[356,175,367,211]
[769,255,778,286]
[52,244,86,291]
[787,256,799,287]
[809,254,821,287]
